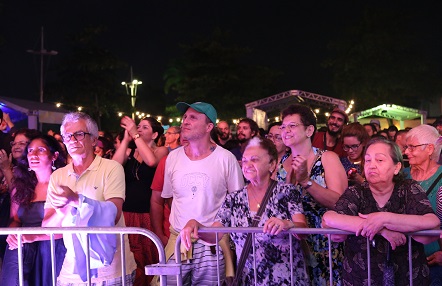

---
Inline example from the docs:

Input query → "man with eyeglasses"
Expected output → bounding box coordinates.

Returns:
[164,126,181,152]
[43,112,137,285]
[312,108,348,157]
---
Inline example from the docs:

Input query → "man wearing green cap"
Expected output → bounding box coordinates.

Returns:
[161,102,244,285]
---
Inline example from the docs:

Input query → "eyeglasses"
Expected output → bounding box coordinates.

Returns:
[10,141,30,147]
[342,143,362,152]
[279,122,304,131]
[62,131,91,142]
[404,143,430,152]
[265,134,282,142]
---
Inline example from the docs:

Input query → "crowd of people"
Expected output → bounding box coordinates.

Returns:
[0,102,441,285]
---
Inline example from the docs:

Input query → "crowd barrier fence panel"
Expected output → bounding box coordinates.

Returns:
[0,227,440,286]
[0,227,180,286]
[173,227,442,286]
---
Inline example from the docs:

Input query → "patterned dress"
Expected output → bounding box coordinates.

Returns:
[277,147,344,285]
[216,183,309,286]
[334,180,433,286]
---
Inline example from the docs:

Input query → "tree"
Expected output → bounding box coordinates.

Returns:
[46,26,127,130]
[324,4,442,111]
[163,29,281,119]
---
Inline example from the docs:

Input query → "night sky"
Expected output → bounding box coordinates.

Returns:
[0,1,441,111]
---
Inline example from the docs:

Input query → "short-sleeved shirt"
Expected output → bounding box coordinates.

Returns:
[162,145,244,231]
[46,156,137,284]
[334,180,434,286]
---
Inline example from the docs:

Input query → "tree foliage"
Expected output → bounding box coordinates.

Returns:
[324,5,441,111]
[46,26,127,130]
[163,29,281,119]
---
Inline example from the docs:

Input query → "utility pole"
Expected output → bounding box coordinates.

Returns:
[121,67,142,120]
[27,27,58,103]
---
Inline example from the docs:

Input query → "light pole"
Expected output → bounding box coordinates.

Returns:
[121,67,142,120]
[27,27,58,103]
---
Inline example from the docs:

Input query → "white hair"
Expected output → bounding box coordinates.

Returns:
[406,124,441,161]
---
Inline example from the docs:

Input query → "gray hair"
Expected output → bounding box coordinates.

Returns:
[406,124,441,161]
[60,112,99,139]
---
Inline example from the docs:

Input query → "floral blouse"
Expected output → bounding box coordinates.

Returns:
[215,182,309,286]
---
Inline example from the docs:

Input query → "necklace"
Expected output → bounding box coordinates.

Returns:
[131,151,142,180]
[248,184,266,209]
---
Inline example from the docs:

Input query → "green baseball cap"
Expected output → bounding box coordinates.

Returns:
[176,102,217,124]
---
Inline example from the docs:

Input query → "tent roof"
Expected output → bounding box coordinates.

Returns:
[351,104,426,121]
[0,96,69,125]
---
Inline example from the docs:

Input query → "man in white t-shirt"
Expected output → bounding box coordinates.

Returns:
[43,112,136,285]
[162,102,244,285]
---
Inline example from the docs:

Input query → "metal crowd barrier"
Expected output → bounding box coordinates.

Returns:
[173,227,442,286]
[0,227,440,286]
[0,227,175,286]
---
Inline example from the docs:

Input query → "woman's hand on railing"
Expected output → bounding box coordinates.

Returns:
[379,228,406,250]
[263,217,293,235]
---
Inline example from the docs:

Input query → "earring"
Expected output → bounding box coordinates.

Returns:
[28,168,32,172]
[52,160,56,171]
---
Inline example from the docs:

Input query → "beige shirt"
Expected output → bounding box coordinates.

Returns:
[46,156,136,283]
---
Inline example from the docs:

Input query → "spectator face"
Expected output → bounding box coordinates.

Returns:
[281,114,311,148]
[237,122,254,143]
[241,145,275,183]
[62,119,95,157]
[364,142,401,186]
[27,138,56,172]
[327,112,346,135]
[165,127,180,145]
[11,134,30,160]
[266,125,286,155]
[395,134,407,154]
[217,121,230,141]
[404,137,433,166]
[364,125,375,137]
[343,136,364,162]
[388,130,397,141]
[181,108,212,141]
[137,119,157,143]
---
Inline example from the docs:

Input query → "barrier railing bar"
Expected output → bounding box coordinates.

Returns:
[289,234,294,286]
[18,234,24,286]
[367,237,371,286]
[50,234,57,286]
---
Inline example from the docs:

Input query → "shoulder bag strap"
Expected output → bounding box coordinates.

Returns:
[232,180,277,285]
[426,171,442,196]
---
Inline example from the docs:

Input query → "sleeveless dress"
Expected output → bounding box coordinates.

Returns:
[1,202,66,286]
[122,148,157,285]
[277,147,344,285]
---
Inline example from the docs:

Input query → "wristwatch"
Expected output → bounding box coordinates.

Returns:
[301,180,313,190]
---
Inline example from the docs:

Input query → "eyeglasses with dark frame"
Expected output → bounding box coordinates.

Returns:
[342,143,362,152]
[265,134,282,142]
[62,131,92,142]
[403,143,430,152]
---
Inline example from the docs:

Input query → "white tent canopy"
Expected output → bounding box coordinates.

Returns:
[0,96,69,130]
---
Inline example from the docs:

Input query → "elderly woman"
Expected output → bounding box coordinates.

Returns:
[340,122,370,186]
[1,134,67,285]
[181,137,309,286]
[277,104,347,285]
[323,137,439,285]
[402,124,442,283]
